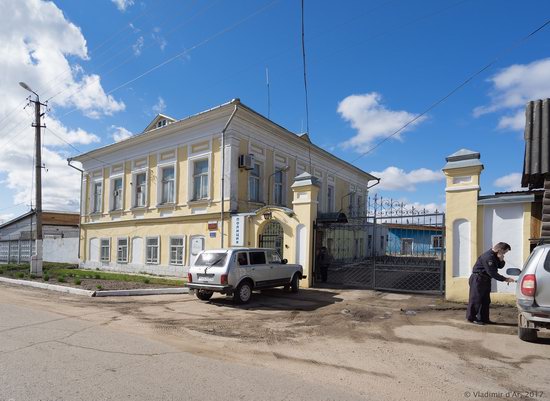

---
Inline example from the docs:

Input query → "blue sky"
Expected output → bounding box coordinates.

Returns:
[1,0,550,221]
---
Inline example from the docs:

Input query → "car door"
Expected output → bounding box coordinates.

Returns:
[248,250,270,287]
[266,249,289,283]
[536,248,550,308]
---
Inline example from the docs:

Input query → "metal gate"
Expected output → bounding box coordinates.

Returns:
[315,196,445,294]
[259,220,284,258]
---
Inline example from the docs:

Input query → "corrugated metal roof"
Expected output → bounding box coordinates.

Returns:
[522,98,550,188]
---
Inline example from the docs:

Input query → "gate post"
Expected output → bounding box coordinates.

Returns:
[291,172,320,288]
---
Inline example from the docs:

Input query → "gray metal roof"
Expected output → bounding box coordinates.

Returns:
[522,98,550,188]
[443,148,483,170]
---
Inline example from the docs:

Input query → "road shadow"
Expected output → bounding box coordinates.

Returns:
[207,288,344,311]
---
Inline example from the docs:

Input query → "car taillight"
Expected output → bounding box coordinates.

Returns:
[221,274,228,285]
[521,274,536,297]
[187,273,192,283]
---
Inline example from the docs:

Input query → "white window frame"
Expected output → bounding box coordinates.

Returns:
[132,170,148,208]
[145,236,160,265]
[327,185,335,212]
[189,155,211,202]
[117,237,129,263]
[100,238,110,262]
[273,169,286,206]
[169,236,186,266]
[157,163,176,206]
[248,162,262,203]
[92,180,103,214]
[110,176,124,211]
[431,235,443,249]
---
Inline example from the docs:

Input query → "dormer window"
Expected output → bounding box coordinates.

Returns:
[157,119,167,128]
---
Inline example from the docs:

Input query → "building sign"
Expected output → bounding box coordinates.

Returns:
[208,221,218,231]
[231,215,245,247]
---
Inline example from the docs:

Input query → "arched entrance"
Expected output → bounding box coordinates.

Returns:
[259,220,284,257]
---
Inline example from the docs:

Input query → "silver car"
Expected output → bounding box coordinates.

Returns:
[507,244,550,342]
[187,248,305,304]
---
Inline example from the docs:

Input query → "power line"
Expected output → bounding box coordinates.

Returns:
[59,0,279,118]
[351,18,550,162]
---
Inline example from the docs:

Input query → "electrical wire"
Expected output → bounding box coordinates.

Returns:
[59,0,280,118]
[351,17,550,161]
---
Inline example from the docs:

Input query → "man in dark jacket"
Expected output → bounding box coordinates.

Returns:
[316,247,332,283]
[466,242,515,325]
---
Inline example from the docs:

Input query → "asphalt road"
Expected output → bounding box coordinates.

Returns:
[0,288,366,401]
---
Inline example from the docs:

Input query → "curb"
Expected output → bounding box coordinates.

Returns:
[0,276,96,297]
[94,288,189,297]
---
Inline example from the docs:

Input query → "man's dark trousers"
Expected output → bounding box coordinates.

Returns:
[466,273,492,322]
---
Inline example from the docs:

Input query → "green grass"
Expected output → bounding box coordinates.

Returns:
[74,278,81,285]
[0,263,185,286]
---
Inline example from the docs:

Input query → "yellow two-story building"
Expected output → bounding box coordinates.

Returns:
[71,99,377,283]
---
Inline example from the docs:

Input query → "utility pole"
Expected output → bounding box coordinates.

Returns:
[20,82,46,276]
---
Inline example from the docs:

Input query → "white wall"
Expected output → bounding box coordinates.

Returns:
[452,219,471,277]
[483,204,523,294]
[43,237,79,264]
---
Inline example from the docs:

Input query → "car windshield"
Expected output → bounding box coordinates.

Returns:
[194,252,228,267]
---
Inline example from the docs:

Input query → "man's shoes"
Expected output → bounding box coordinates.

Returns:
[468,320,485,326]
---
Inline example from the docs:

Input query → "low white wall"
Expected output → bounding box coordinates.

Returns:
[44,237,79,264]
[80,260,187,278]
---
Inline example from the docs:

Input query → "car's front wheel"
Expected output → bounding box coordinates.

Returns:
[196,289,214,301]
[518,313,538,342]
[234,280,252,304]
[290,274,300,293]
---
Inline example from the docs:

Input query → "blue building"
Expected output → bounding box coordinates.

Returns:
[384,223,444,257]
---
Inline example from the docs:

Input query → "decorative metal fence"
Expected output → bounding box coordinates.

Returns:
[315,195,445,294]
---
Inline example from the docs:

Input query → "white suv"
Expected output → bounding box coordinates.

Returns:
[187,248,305,304]
[507,244,550,342]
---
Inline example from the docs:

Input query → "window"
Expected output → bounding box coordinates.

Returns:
[111,177,123,210]
[157,119,167,128]
[380,235,384,250]
[100,239,110,262]
[194,252,228,267]
[117,238,128,263]
[349,193,356,216]
[356,195,363,216]
[431,235,443,249]
[134,172,147,207]
[170,237,184,265]
[192,159,209,200]
[249,251,266,265]
[236,252,248,266]
[368,235,372,249]
[92,181,102,213]
[248,163,261,202]
[273,170,284,205]
[146,237,159,264]
[267,250,282,263]
[327,186,334,212]
[160,166,175,204]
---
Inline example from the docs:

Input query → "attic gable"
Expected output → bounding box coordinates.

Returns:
[144,114,177,132]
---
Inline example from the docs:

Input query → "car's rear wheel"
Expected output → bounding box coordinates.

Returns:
[234,281,252,304]
[518,313,538,342]
[290,274,300,293]
[196,289,214,301]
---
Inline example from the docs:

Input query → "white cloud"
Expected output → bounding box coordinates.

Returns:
[370,166,445,192]
[112,0,135,12]
[337,93,427,152]
[132,36,144,56]
[111,126,133,142]
[0,0,125,211]
[474,58,550,131]
[493,172,523,192]
[152,27,167,51]
[152,96,166,114]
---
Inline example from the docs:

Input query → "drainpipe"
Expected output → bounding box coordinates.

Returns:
[220,102,239,248]
[67,158,84,260]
